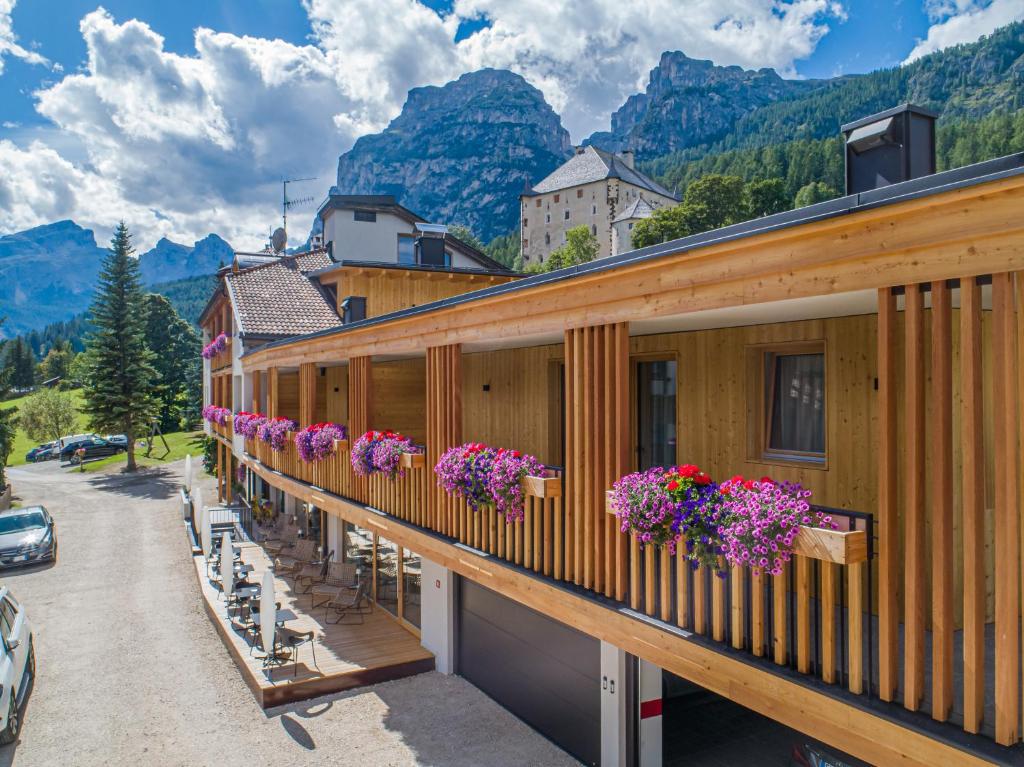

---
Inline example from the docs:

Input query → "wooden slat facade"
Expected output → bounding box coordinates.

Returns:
[426,345,462,536]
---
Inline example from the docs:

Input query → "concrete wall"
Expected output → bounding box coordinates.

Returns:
[420,558,455,674]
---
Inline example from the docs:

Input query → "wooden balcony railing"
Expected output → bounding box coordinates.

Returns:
[211,337,232,371]
[211,420,233,441]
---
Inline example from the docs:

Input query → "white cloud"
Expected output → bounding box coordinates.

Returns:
[905,0,1023,61]
[0,0,50,75]
[2,1,847,251]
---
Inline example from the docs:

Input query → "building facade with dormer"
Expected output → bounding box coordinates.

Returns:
[519,146,678,267]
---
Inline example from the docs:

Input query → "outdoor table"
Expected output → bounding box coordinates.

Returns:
[233,563,254,575]
[252,608,297,627]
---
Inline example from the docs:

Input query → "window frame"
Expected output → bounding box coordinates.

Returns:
[747,340,828,470]
[353,209,377,223]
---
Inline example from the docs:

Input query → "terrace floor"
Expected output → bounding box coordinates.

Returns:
[192,539,434,708]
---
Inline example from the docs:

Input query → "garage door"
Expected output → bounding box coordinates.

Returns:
[457,577,601,766]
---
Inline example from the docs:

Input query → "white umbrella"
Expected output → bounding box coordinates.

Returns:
[220,531,234,606]
[184,454,193,493]
[201,504,213,565]
[260,569,276,662]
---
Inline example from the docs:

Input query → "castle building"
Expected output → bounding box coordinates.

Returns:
[519,146,677,267]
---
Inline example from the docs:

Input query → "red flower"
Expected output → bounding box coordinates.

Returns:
[694,472,711,486]
[759,476,774,485]
[678,464,699,479]
[666,479,680,491]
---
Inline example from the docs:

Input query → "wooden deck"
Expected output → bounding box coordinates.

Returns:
[193,540,434,708]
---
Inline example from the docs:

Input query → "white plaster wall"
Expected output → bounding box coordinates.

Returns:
[420,558,455,674]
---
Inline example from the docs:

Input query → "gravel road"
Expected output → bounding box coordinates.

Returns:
[1,460,579,767]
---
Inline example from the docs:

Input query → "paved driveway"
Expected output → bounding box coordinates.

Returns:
[1,460,579,766]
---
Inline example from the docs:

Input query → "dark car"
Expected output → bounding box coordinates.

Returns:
[59,436,125,464]
[0,506,56,567]
[24,443,56,463]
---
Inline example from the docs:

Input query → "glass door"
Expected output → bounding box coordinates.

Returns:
[636,360,677,470]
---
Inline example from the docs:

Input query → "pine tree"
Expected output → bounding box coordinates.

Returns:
[4,337,37,390]
[142,293,200,432]
[81,222,157,471]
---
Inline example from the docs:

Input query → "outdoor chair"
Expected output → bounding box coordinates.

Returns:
[276,628,318,677]
[310,562,359,609]
[263,523,298,556]
[295,550,335,594]
[246,600,283,652]
[274,540,318,579]
[324,578,372,625]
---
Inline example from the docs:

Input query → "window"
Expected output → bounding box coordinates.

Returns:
[591,224,597,235]
[637,360,677,470]
[535,199,542,208]
[592,205,597,215]
[376,537,400,616]
[554,193,560,203]
[353,209,376,222]
[628,222,634,230]
[522,218,528,228]
[564,209,570,221]
[545,233,551,245]
[0,596,15,639]
[402,548,421,628]
[522,238,529,248]
[545,213,551,224]
[577,189,583,198]
[760,344,826,462]
[397,234,415,264]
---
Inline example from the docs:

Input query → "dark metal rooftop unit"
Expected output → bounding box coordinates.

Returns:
[417,235,447,267]
[341,295,366,324]
[842,104,937,195]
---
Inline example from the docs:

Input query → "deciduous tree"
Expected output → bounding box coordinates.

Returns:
[17,388,79,443]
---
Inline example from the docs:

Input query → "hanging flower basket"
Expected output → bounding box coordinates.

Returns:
[256,417,297,452]
[294,422,348,463]
[233,411,268,440]
[351,430,420,479]
[434,442,548,522]
[201,332,229,360]
[201,405,231,426]
[790,525,867,564]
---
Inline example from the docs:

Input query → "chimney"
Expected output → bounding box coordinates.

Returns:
[842,103,937,195]
[621,149,635,169]
[575,145,586,155]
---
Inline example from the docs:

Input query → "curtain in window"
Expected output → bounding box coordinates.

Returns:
[769,353,825,454]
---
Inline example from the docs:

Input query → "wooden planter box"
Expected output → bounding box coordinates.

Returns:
[521,471,562,499]
[791,526,868,565]
[604,490,867,565]
[333,438,350,452]
[400,451,425,469]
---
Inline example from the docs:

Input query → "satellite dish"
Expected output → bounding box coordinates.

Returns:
[271,227,287,253]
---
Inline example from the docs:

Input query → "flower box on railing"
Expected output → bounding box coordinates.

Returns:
[790,526,867,565]
[400,451,425,469]
[333,438,349,453]
[603,490,866,565]
[520,470,562,499]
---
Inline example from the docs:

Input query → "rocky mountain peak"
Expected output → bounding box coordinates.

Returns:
[336,67,571,242]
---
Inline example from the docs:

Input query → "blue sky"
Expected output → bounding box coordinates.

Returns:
[0,0,1019,250]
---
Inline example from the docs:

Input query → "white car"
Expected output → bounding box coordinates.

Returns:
[0,587,33,744]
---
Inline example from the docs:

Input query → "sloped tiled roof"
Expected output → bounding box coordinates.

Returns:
[613,196,660,223]
[225,250,342,337]
[530,146,678,199]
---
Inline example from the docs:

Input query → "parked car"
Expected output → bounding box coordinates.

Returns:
[52,433,97,459]
[0,507,57,569]
[0,586,34,744]
[23,443,56,463]
[104,434,128,447]
[59,437,125,464]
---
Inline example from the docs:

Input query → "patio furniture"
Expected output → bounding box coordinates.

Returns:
[310,562,359,609]
[276,627,318,677]
[246,600,284,653]
[274,540,318,579]
[263,524,298,557]
[324,578,372,625]
[295,549,335,593]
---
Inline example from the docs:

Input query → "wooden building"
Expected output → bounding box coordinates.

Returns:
[200,120,1024,765]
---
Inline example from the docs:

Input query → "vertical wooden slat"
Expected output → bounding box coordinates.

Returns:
[712,562,726,643]
[603,327,614,597]
[251,370,261,412]
[298,362,317,427]
[821,561,837,684]
[659,547,671,622]
[773,565,787,665]
[693,566,706,635]
[751,570,764,657]
[676,549,690,629]
[877,288,900,702]
[582,327,593,590]
[572,329,584,584]
[563,330,574,582]
[731,566,744,650]
[930,280,953,721]
[993,272,1020,746]
[614,324,630,602]
[796,556,810,674]
[644,547,655,617]
[903,282,926,711]
[848,561,864,694]
[266,367,279,419]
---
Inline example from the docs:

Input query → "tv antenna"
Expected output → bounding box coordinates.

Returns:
[282,176,316,238]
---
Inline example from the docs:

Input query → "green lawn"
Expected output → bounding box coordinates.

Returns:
[4,388,86,466]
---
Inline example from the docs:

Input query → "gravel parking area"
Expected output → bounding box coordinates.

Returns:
[1,460,579,766]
